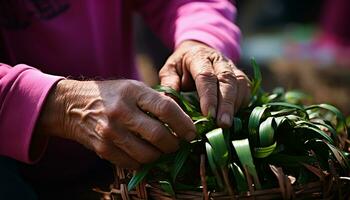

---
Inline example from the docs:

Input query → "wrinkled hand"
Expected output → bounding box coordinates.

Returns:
[36,79,196,169]
[160,40,251,128]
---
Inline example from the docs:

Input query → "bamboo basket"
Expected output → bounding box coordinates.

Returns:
[92,61,350,200]
[94,157,350,200]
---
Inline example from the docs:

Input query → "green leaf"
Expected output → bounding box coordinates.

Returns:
[271,108,298,117]
[194,116,216,136]
[128,163,153,191]
[325,142,350,170]
[254,142,277,158]
[258,117,276,146]
[248,106,269,146]
[171,141,191,182]
[297,120,338,144]
[267,87,284,102]
[306,104,347,132]
[233,117,242,134]
[232,139,261,189]
[205,142,224,189]
[266,102,305,111]
[305,139,349,170]
[159,180,176,196]
[294,124,334,144]
[229,163,248,192]
[274,115,298,128]
[284,90,311,104]
[206,128,229,166]
[154,85,200,117]
[346,116,350,127]
[251,57,262,97]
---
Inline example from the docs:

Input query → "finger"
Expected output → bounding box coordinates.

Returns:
[111,128,162,164]
[159,58,182,91]
[213,59,237,128]
[74,125,140,169]
[243,86,252,107]
[137,88,196,141]
[185,55,218,118]
[233,69,251,111]
[94,118,162,164]
[107,97,180,153]
[92,140,140,169]
[119,106,180,153]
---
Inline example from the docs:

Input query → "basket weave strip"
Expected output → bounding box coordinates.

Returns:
[94,164,350,200]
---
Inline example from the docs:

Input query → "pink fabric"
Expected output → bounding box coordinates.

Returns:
[136,0,240,61]
[0,0,240,167]
[0,63,62,163]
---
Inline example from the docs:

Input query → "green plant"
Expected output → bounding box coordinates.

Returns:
[127,58,350,198]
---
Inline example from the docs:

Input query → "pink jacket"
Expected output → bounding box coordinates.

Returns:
[0,0,240,168]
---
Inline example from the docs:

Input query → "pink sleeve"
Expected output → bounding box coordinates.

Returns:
[0,63,63,163]
[135,0,241,61]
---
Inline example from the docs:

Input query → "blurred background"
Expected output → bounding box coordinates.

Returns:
[134,0,350,115]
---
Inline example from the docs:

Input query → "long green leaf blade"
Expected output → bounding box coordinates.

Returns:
[258,117,276,146]
[171,141,191,182]
[254,142,277,158]
[248,106,269,146]
[251,58,262,97]
[232,139,261,189]
[206,128,229,166]
[306,104,347,132]
[229,163,248,192]
[128,164,153,191]
[159,180,176,197]
[205,142,224,189]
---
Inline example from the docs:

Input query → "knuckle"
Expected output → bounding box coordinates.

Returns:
[217,71,237,85]
[95,122,112,140]
[112,102,130,119]
[195,71,217,83]
[129,116,142,129]
[113,133,131,147]
[210,52,226,62]
[237,75,251,88]
[156,98,174,115]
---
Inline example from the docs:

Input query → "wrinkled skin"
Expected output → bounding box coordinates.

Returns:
[35,40,250,169]
[37,80,196,169]
[160,41,251,127]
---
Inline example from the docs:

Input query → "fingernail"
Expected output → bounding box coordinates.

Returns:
[208,106,216,118]
[220,113,232,127]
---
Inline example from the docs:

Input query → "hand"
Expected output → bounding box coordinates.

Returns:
[35,79,196,169]
[160,40,251,128]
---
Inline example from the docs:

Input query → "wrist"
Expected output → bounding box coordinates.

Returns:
[35,79,79,138]
[176,40,208,51]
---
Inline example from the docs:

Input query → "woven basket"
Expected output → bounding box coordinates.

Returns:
[94,154,350,200]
